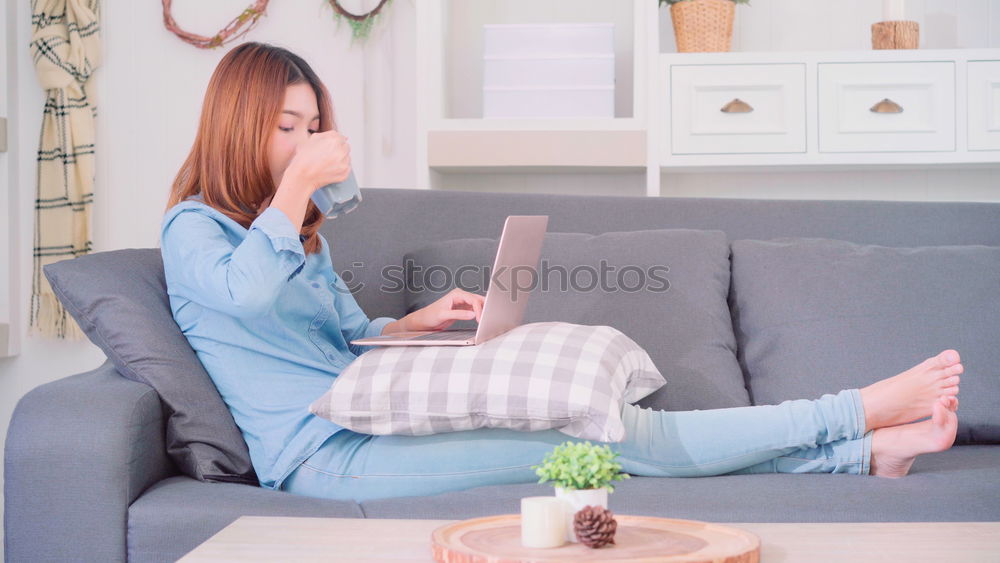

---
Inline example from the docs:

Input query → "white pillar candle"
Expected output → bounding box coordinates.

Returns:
[882,0,905,21]
[520,496,566,549]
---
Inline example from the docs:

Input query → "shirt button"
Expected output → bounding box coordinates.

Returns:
[311,282,320,288]
[327,353,336,360]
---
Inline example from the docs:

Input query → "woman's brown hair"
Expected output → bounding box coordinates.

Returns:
[166,41,336,255]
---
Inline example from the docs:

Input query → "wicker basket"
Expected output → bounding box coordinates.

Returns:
[670,0,735,53]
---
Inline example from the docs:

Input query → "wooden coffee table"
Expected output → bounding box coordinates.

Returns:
[178,517,1000,562]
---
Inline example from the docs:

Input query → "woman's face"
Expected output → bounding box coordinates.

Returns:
[268,82,320,188]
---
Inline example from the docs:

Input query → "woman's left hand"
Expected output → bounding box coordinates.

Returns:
[399,288,485,332]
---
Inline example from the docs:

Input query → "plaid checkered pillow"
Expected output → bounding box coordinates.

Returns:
[309,322,665,442]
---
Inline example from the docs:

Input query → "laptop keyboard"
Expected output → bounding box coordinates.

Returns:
[411,330,477,341]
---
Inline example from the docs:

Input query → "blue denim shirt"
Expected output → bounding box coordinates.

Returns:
[160,197,395,490]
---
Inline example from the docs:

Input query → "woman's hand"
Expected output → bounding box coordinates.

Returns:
[385,288,485,334]
[285,130,352,195]
[269,130,351,230]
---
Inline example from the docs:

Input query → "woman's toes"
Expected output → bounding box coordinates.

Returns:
[933,397,955,427]
[940,374,961,388]
[943,387,959,398]
[931,350,961,368]
[942,395,959,412]
[944,363,964,377]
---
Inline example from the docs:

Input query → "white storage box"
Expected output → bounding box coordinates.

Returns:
[483,23,614,57]
[483,85,614,119]
[482,23,616,119]
[483,54,614,88]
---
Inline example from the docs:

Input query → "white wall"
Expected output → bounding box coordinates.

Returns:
[0,0,996,557]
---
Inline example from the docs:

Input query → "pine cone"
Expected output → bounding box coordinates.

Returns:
[573,505,617,549]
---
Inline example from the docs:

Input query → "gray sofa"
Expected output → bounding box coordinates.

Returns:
[6,188,1000,562]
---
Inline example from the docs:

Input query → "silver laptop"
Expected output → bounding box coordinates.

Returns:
[350,215,549,346]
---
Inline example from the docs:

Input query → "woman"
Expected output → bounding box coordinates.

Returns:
[161,42,962,503]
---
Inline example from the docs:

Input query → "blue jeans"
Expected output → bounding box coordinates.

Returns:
[279,389,873,502]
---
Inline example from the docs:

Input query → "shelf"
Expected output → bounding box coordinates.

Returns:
[427,118,645,132]
[428,129,646,171]
[415,0,658,189]
[659,154,1000,172]
[659,161,1000,174]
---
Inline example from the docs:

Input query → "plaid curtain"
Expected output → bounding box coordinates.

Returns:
[28,0,100,339]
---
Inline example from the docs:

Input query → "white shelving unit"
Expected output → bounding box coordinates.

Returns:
[414,0,1000,198]
[415,0,661,196]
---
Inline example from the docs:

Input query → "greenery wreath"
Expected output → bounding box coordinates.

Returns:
[326,0,395,44]
[161,0,271,49]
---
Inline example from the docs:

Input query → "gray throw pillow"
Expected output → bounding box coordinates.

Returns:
[403,229,749,411]
[730,237,1000,444]
[43,249,259,484]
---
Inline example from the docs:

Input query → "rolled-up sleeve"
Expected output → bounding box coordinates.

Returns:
[161,206,306,319]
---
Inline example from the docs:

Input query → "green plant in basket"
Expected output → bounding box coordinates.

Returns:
[533,441,629,492]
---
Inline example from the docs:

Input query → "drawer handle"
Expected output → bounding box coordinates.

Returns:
[720,98,754,113]
[870,98,904,114]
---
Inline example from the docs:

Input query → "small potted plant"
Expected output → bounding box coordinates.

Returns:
[533,441,629,543]
[660,0,750,53]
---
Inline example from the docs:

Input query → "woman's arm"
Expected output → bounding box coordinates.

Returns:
[161,207,307,319]
[268,166,314,232]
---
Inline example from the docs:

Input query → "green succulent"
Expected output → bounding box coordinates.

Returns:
[532,441,630,492]
[659,0,750,5]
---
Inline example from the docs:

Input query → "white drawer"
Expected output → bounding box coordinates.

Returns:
[670,64,806,155]
[818,62,955,152]
[967,60,1000,151]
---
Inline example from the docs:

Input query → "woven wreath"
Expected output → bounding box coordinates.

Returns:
[162,0,270,49]
[162,0,393,49]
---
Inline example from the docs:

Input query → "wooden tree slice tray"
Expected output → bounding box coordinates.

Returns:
[431,514,759,563]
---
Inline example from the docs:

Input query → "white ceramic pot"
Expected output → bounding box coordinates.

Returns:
[554,487,609,543]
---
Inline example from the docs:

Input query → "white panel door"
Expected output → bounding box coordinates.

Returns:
[967,60,1000,151]
[670,63,807,154]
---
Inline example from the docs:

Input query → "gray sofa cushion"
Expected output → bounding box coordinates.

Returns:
[43,249,259,484]
[358,445,1000,522]
[404,229,749,411]
[730,237,1000,444]
[128,476,363,562]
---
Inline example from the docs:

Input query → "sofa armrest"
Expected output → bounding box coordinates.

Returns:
[4,359,177,562]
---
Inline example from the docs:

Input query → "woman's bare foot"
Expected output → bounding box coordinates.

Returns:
[869,395,958,478]
[859,350,962,432]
